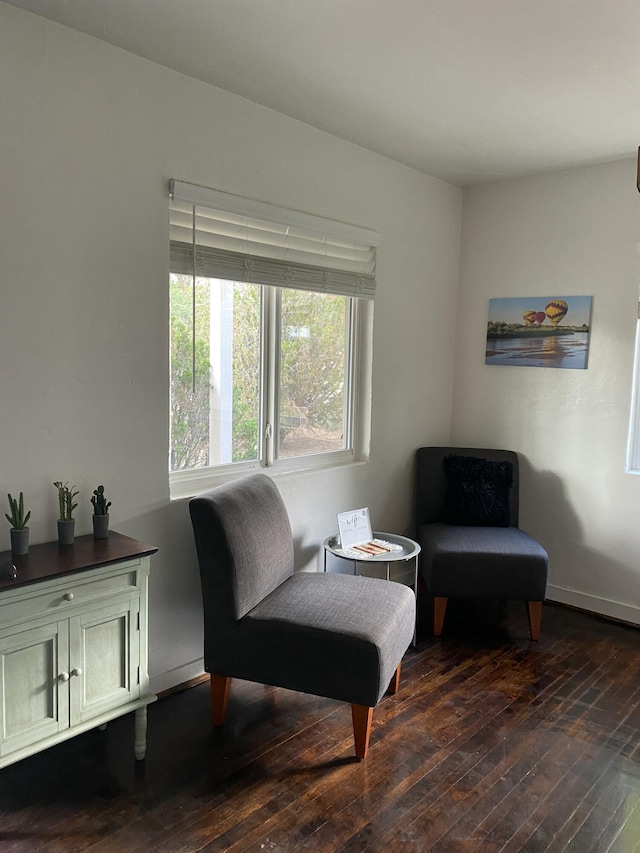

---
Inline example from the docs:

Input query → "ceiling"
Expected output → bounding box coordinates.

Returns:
[5,0,640,186]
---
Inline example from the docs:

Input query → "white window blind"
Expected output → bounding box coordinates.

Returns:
[169,180,379,299]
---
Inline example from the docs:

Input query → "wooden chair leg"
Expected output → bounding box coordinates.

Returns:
[210,674,231,726]
[433,596,448,636]
[351,704,374,760]
[387,663,401,695]
[527,601,543,641]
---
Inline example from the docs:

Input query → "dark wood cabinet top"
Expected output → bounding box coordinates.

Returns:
[0,531,158,591]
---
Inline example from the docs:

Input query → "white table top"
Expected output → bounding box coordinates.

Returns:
[323,531,420,562]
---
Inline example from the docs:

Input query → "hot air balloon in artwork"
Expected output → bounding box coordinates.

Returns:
[535,311,546,325]
[545,299,568,327]
[523,310,536,326]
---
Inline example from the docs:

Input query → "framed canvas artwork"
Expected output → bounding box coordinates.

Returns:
[485,296,592,369]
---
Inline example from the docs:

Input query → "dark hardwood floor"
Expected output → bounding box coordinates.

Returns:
[2,601,640,852]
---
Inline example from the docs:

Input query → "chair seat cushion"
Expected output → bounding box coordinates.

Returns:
[239,573,415,707]
[419,522,548,600]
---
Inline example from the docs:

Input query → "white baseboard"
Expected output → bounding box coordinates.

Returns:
[547,584,640,627]
[150,658,205,696]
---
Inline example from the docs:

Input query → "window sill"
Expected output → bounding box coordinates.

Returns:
[169,455,368,501]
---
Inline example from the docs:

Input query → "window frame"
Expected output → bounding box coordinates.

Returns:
[169,276,372,500]
[271,286,356,468]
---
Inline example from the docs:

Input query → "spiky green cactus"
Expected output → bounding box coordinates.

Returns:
[91,485,111,516]
[53,481,79,520]
[5,492,30,530]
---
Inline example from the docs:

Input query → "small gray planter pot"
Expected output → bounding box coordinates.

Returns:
[10,527,29,556]
[57,518,75,546]
[92,514,109,540]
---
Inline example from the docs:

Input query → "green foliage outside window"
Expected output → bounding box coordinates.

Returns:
[229,282,261,463]
[170,276,211,471]
[279,290,347,456]
[170,275,349,471]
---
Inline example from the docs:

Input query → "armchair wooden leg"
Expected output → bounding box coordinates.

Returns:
[433,596,448,636]
[211,674,231,726]
[527,601,543,641]
[387,663,401,695]
[351,704,374,760]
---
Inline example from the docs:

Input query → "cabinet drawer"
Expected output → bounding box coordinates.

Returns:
[0,564,141,629]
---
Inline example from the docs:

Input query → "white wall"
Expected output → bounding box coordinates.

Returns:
[454,160,640,624]
[0,3,462,691]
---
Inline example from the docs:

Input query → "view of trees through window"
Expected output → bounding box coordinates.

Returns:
[170,275,349,471]
[279,288,348,458]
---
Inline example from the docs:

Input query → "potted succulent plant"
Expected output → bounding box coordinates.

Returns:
[91,485,111,539]
[54,481,78,545]
[5,492,30,556]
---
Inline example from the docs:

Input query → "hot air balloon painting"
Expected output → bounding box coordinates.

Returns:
[545,299,568,327]
[486,295,592,369]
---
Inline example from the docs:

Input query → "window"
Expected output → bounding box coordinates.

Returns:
[168,181,378,497]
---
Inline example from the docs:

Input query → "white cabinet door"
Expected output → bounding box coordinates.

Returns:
[0,620,69,758]
[69,598,140,725]
[0,596,140,758]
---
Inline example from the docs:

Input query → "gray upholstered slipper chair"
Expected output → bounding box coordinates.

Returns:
[415,447,548,640]
[189,473,415,759]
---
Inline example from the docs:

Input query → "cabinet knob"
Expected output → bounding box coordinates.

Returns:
[58,672,70,682]
[63,592,74,601]
[70,667,83,678]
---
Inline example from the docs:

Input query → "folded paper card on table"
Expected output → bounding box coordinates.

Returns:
[335,508,402,559]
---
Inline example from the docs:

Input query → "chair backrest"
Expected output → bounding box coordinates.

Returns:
[415,446,520,528]
[189,473,295,622]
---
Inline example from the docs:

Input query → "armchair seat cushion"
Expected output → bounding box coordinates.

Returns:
[419,522,548,600]
[242,572,415,707]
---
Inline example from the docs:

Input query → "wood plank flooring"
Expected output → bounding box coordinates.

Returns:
[1,600,640,852]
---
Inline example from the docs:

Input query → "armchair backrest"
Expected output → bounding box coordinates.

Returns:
[415,446,520,528]
[189,473,295,622]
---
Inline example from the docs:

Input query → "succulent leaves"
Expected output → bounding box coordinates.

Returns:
[91,485,111,516]
[54,481,79,520]
[5,492,30,530]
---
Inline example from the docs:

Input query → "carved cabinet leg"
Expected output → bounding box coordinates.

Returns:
[134,707,147,760]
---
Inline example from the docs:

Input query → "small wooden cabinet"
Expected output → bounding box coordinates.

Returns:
[0,532,157,769]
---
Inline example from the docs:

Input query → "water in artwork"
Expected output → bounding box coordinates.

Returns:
[485,331,590,369]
